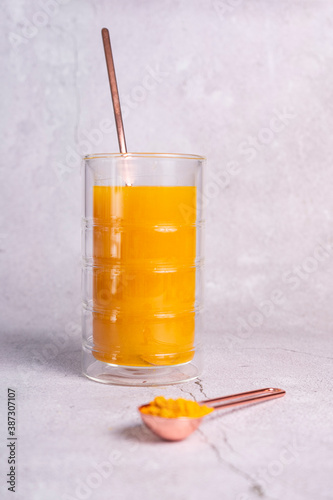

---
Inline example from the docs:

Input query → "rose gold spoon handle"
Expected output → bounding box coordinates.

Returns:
[202,387,285,411]
[101,28,127,154]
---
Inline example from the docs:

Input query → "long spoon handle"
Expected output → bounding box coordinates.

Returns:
[202,387,285,411]
[101,28,127,154]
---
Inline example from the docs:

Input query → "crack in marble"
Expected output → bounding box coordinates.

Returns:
[197,428,267,498]
[178,385,196,401]
[220,427,236,454]
[195,377,209,399]
[180,381,236,454]
[241,346,333,361]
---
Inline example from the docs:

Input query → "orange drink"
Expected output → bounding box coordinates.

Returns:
[92,185,196,366]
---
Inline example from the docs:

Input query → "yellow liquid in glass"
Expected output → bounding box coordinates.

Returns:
[92,185,196,367]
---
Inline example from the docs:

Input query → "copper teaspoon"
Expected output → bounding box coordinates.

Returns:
[139,387,285,441]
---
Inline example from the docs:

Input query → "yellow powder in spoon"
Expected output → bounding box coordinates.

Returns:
[140,396,214,418]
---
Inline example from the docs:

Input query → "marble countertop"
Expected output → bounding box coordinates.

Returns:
[1,307,332,500]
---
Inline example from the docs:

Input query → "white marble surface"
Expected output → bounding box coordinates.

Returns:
[1,0,333,499]
[1,316,333,500]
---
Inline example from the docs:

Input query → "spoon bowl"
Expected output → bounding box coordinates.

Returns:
[139,405,204,441]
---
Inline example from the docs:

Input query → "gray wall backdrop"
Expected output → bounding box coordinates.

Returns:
[1,0,333,351]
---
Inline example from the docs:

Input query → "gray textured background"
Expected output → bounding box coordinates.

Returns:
[1,0,333,343]
[1,2,333,500]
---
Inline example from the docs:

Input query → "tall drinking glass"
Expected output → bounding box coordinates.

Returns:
[82,153,205,385]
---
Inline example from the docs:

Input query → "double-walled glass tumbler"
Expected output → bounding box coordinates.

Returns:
[82,153,205,385]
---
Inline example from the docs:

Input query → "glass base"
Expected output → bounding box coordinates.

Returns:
[82,343,202,386]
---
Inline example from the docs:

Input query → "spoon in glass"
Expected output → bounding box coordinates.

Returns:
[139,387,285,441]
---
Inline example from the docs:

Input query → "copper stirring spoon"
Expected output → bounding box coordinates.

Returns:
[139,387,285,441]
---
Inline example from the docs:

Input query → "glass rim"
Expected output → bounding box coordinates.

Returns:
[84,152,206,161]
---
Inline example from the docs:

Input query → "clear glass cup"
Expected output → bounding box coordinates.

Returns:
[82,153,205,386]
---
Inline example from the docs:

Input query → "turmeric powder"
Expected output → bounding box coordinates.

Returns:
[140,396,214,418]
